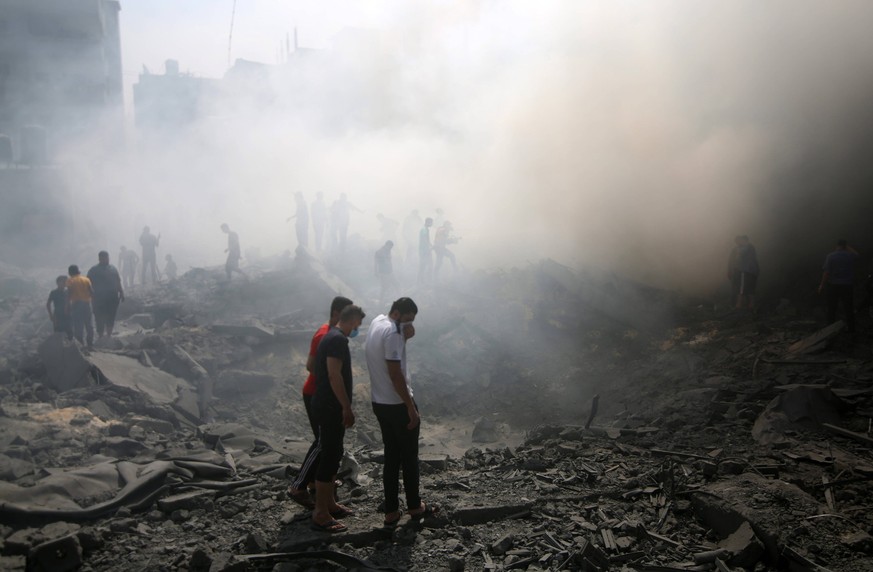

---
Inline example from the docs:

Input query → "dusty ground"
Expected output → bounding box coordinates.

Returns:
[0,256,872,571]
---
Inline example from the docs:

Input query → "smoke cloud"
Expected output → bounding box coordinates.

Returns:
[45,1,873,295]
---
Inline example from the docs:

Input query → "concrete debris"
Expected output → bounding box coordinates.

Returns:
[0,260,870,570]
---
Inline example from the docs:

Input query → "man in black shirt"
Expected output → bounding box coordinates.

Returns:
[310,304,365,533]
[87,251,124,338]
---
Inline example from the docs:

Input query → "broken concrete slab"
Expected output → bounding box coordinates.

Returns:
[209,322,274,341]
[125,314,154,329]
[28,534,83,572]
[787,321,845,355]
[451,504,533,526]
[752,385,846,445]
[214,370,275,397]
[87,353,201,423]
[719,521,765,568]
[157,490,215,513]
[37,334,93,392]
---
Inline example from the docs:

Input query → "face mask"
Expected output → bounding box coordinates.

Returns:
[349,328,359,339]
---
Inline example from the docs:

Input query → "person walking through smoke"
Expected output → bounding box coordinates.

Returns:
[329,193,362,253]
[139,226,161,285]
[729,235,758,309]
[375,241,399,304]
[433,221,459,282]
[310,304,366,533]
[418,217,433,285]
[66,265,94,348]
[221,223,246,281]
[311,192,327,252]
[819,239,860,333]
[288,296,354,511]
[46,275,72,339]
[118,246,138,289]
[365,297,439,527]
[287,192,309,249]
[87,250,124,338]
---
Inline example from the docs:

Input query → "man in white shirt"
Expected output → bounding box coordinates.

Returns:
[365,297,437,527]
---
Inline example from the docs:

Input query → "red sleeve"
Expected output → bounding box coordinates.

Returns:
[309,323,329,357]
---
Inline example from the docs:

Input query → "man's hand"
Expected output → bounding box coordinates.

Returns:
[407,406,420,430]
[342,406,356,428]
[403,324,415,340]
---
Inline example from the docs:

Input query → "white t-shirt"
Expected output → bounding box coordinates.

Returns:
[365,314,412,405]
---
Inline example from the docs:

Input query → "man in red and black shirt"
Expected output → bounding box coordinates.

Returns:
[289,296,353,507]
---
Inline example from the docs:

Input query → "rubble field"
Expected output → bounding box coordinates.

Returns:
[0,256,872,572]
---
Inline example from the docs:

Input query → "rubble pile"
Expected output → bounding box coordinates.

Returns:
[0,259,871,571]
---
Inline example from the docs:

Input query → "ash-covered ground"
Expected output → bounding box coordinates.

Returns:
[0,251,872,572]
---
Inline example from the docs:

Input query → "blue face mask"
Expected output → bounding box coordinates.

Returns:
[349,328,359,339]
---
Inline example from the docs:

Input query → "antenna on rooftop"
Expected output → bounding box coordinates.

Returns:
[227,0,237,68]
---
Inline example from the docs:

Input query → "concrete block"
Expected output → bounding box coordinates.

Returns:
[719,521,765,568]
[420,454,449,471]
[28,534,82,572]
[37,334,92,392]
[451,504,532,526]
[214,370,275,396]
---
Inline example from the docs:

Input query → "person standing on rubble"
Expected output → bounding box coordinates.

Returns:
[221,223,246,281]
[402,209,422,265]
[46,275,72,339]
[288,296,354,510]
[433,221,459,282]
[366,297,438,527]
[66,265,94,348]
[418,217,434,285]
[118,246,138,289]
[87,251,124,339]
[139,226,161,286]
[818,239,860,333]
[311,192,328,252]
[732,235,759,309]
[310,304,366,533]
[375,240,399,304]
[287,192,309,249]
[329,193,362,253]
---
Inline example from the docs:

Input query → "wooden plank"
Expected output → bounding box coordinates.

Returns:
[822,423,873,447]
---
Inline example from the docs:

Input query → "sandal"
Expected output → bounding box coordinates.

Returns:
[408,502,440,520]
[330,505,356,519]
[383,510,403,528]
[310,519,347,533]
[289,487,316,510]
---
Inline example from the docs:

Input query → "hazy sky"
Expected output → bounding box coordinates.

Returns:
[108,1,873,294]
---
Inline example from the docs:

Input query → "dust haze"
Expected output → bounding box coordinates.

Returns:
[24,1,873,295]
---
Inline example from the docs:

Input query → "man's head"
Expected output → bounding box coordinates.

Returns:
[425,217,433,228]
[56,275,67,288]
[385,240,393,249]
[337,304,366,336]
[68,265,80,276]
[329,296,354,324]
[98,250,109,265]
[837,239,848,249]
[120,245,127,253]
[143,226,150,234]
[165,254,173,261]
[221,223,229,233]
[389,297,418,323]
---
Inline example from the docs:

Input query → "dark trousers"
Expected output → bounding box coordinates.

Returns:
[314,411,345,483]
[373,401,420,513]
[827,283,855,333]
[93,295,120,336]
[292,394,320,490]
[70,300,94,347]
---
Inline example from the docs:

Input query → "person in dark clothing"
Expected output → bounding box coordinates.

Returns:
[288,296,354,510]
[375,240,398,304]
[87,251,124,338]
[311,192,328,252]
[310,304,366,533]
[221,223,247,280]
[46,275,72,338]
[139,226,161,285]
[819,239,860,333]
[287,192,309,249]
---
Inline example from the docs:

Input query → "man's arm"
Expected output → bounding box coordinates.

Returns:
[327,356,354,428]
[115,269,124,302]
[386,360,420,429]
[46,296,53,322]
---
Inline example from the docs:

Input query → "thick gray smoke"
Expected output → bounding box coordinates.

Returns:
[14,1,873,296]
